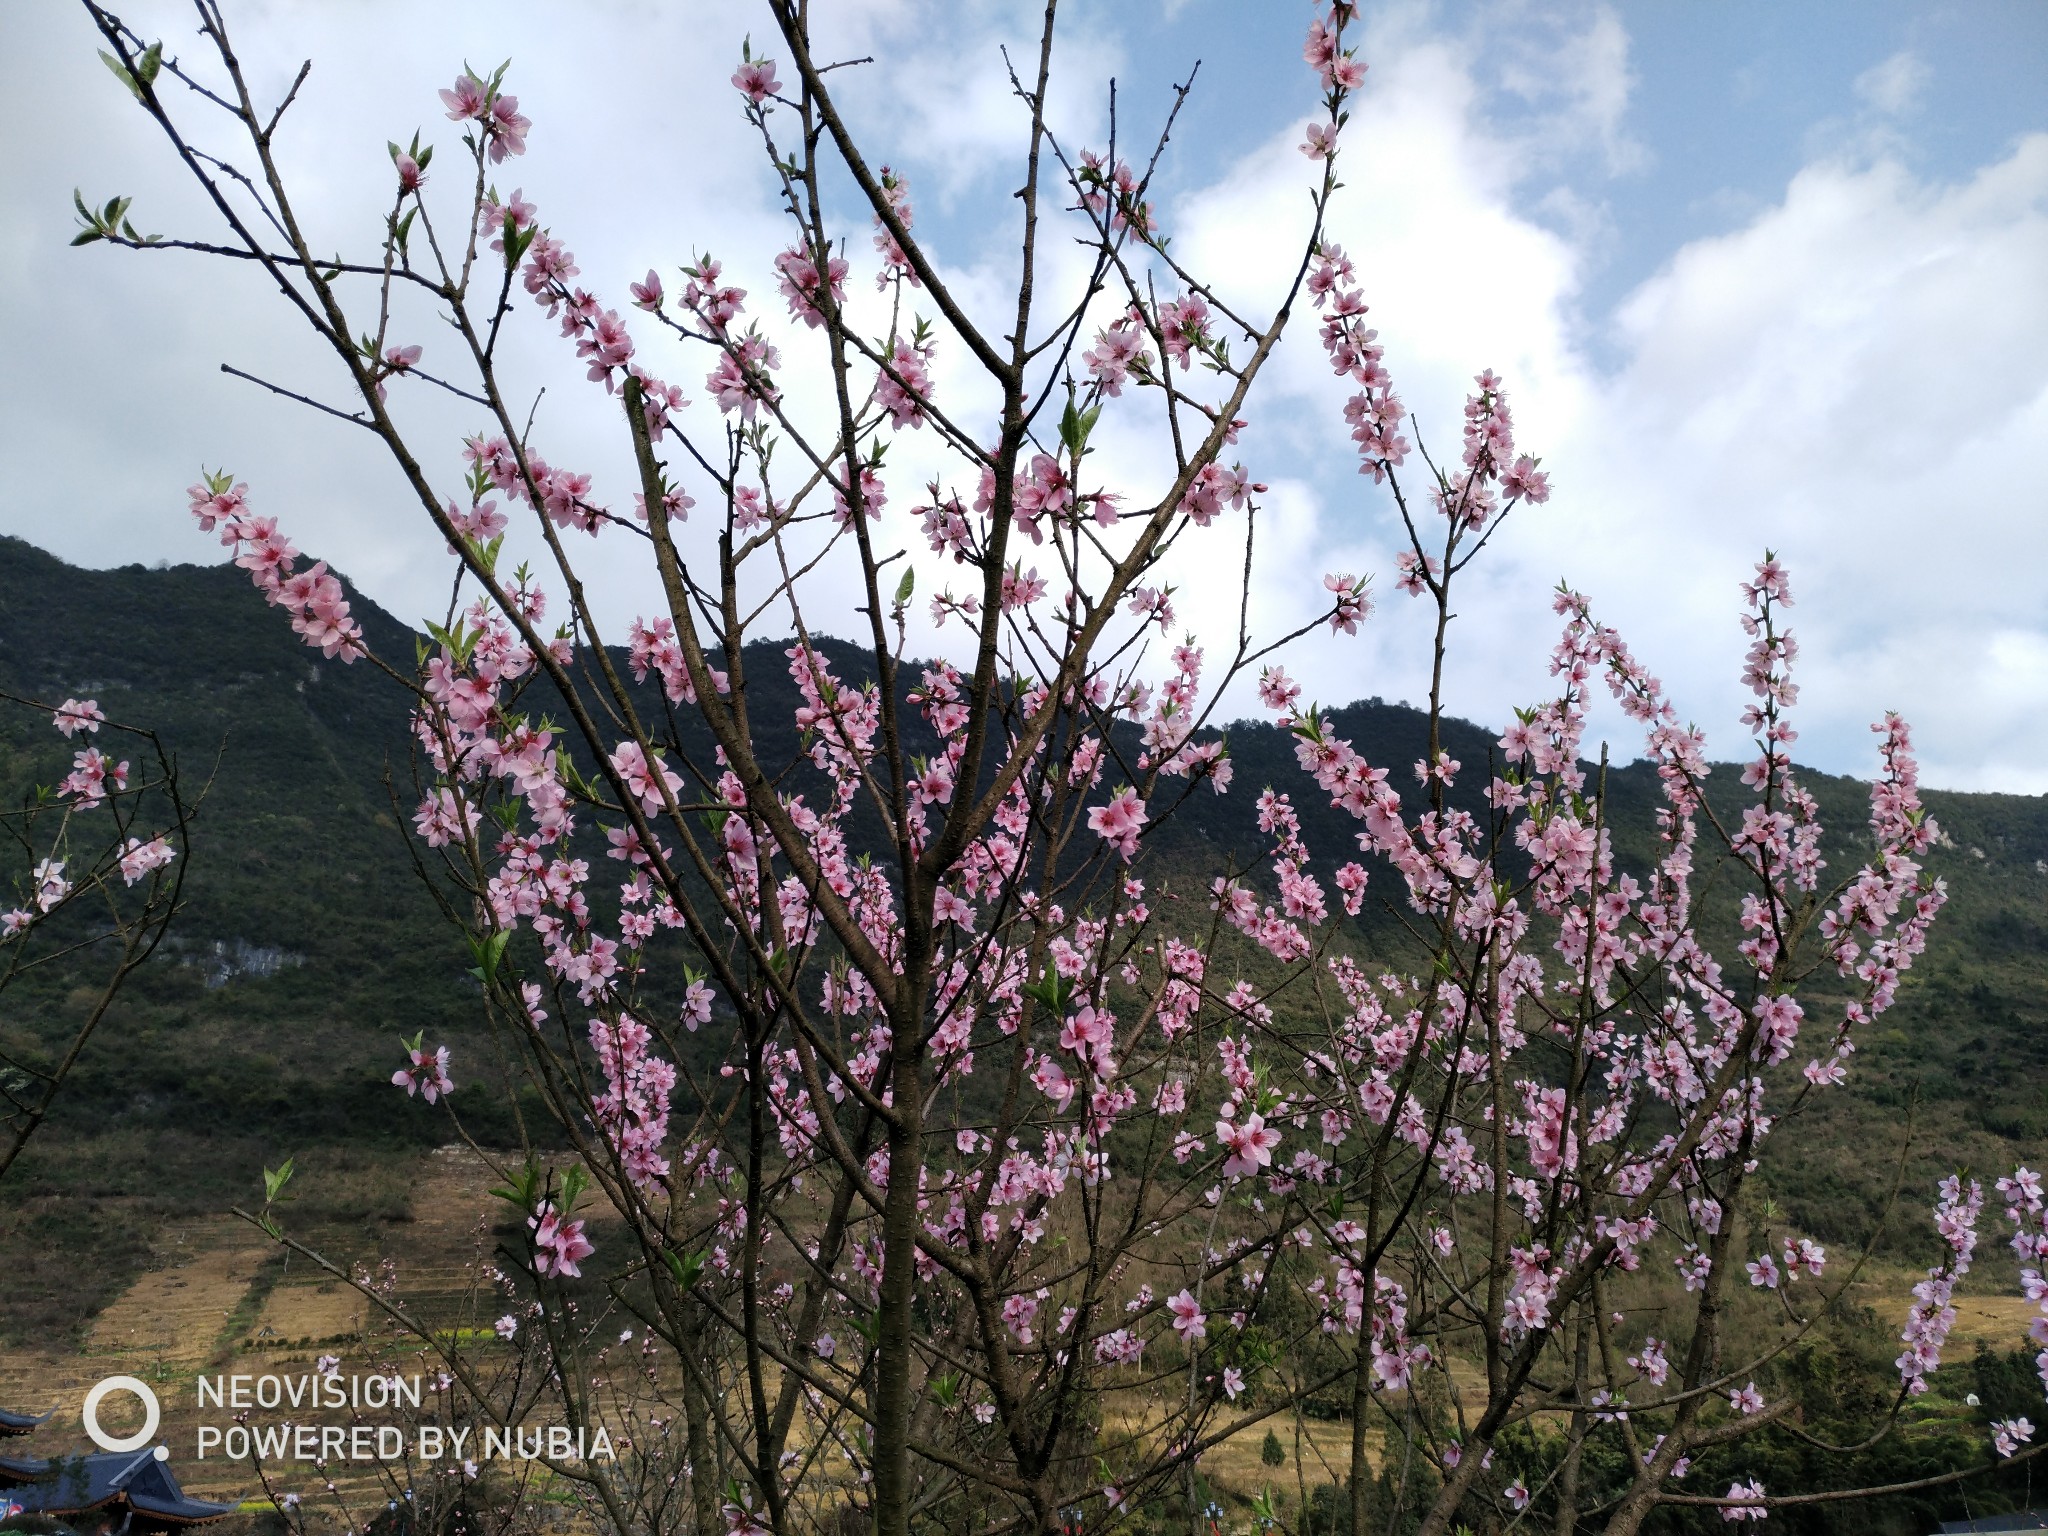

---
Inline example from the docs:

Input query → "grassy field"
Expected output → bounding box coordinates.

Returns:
[5,542,2046,1535]
[7,1143,2041,1535]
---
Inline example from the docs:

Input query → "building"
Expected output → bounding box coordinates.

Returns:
[1,1408,53,1503]
[0,1447,235,1532]
[1938,1514,2048,1534]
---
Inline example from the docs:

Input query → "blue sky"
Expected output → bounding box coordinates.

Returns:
[1534,2,2046,334]
[888,2,2048,331]
[2,1,2044,791]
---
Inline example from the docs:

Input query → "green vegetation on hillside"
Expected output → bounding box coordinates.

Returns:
[0,535,2041,1348]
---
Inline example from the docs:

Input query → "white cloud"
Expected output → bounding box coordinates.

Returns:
[1569,137,2048,791]
[3,2,2043,793]
[1854,50,1929,117]
[1490,2,1644,177]
[1134,10,2048,791]
[816,3,1126,210]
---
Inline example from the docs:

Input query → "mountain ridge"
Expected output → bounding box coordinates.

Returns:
[0,533,2042,1343]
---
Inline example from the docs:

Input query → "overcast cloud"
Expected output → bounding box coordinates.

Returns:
[2,1,2043,791]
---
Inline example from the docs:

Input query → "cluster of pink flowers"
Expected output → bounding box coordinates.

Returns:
[871,166,920,289]
[589,1014,677,1189]
[1324,571,1370,634]
[1210,789,1331,963]
[1075,151,1152,240]
[1995,1166,2048,1412]
[118,836,177,884]
[774,242,849,329]
[1083,311,1151,397]
[0,698,169,931]
[1085,788,1146,861]
[1992,1417,2035,1459]
[188,474,365,660]
[529,1200,595,1278]
[1721,1480,1767,1522]
[142,40,2020,1525]
[1898,1174,1983,1394]
[439,67,530,162]
[1307,243,1406,487]
[485,189,697,437]
[1178,461,1260,527]
[52,698,105,737]
[874,339,934,430]
[1304,3,1365,98]
[1449,370,1547,521]
[705,329,781,421]
[60,745,126,809]
[391,1040,455,1103]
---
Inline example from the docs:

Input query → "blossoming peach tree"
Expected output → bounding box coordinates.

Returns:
[0,691,187,1182]
[77,1,2045,1533]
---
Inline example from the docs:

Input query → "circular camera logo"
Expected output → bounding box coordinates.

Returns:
[82,1376,167,1458]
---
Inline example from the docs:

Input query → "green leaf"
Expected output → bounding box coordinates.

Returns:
[98,50,142,102]
[1057,398,1103,459]
[71,187,139,245]
[1288,704,1326,744]
[463,531,504,579]
[556,756,594,802]
[262,1156,295,1205]
[893,566,915,607]
[465,928,509,983]
[662,1248,707,1290]
[424,618,477,666]
[1059,398,1084,456]
[1023,971,1071,1017]
[492,1159,540,1208]
[136,42,163,87]
[559,1163,588,1212]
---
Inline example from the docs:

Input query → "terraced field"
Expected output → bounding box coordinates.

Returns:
[1,1150,523,1514]
[6,1147,2041,1529]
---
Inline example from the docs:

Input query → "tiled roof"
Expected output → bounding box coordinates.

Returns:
[1,1448,235,1526]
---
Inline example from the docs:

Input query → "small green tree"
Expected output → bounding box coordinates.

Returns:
[1261,1429,1288,1468]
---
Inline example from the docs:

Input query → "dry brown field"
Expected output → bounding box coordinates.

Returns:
[6,1154,2041,1528]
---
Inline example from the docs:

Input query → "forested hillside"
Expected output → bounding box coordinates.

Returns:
[2,534,2042,1343]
